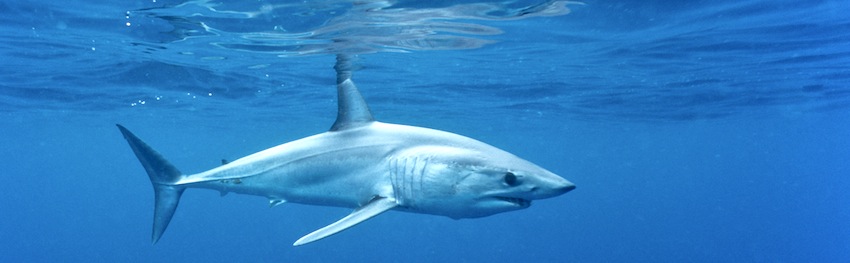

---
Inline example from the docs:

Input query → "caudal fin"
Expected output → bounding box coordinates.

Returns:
[116,124,186,244]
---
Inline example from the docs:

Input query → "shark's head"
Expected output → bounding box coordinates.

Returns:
[391,144,575,219]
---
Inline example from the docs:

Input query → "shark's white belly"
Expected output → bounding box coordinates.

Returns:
[177,122,427,208]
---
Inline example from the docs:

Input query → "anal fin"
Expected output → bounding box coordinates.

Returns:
[293,196,397,246]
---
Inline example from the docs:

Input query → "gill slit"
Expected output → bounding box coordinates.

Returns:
[389,156,429,210]
[406,157,420,209]
[390,157,412,207]
[390,158,404,205]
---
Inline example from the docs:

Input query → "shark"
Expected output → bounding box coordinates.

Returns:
[117,55,575,246]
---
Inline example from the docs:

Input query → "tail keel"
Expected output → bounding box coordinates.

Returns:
[116,124,186,244]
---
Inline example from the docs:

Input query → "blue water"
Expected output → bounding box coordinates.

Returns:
[1,0,849,261]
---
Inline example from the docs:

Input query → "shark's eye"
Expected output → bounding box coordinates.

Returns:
[504,172,519,186]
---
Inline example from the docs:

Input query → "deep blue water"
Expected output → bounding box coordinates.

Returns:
[2,0,849,262]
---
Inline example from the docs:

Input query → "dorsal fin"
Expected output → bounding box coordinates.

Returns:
[330,54,375,131]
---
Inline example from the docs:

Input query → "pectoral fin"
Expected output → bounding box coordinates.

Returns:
[269,199,286,208]
[293,196,398,246]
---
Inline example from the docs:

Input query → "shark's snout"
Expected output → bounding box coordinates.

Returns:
[533,176,575,199]
[558,181,576,194]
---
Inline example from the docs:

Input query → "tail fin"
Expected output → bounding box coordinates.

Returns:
[116,124,186,244]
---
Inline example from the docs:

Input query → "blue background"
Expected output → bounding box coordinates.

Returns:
[1,0,849,262]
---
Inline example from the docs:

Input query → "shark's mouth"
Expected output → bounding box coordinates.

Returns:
[494,196,531,207]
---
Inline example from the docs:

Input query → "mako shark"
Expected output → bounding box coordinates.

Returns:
[117,56,575,246]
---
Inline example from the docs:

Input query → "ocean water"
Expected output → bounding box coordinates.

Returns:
[1,0,849,262]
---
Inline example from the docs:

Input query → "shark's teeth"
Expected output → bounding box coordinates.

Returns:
[494,197,531,207]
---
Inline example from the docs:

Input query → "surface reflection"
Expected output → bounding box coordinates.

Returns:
[130,0,578,56]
